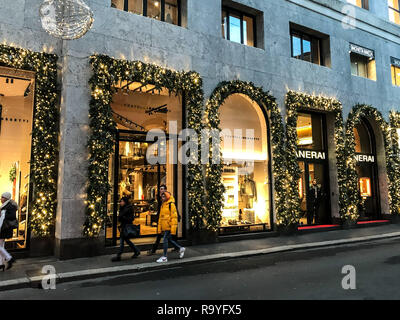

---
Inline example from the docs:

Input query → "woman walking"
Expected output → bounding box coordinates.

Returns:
[111,197,140,262]
[0,192,17,271]
[156,191,185,263]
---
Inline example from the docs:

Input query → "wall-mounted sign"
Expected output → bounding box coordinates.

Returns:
[350,43,374,59]
[296,150,326,160]
[355,154,375,163]
[391,57,400,68]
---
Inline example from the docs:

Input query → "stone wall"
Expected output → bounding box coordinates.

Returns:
[1,0,400,257]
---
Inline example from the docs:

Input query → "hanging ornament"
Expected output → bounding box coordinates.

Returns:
[39,0,94,40]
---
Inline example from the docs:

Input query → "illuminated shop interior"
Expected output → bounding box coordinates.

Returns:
[353,118,379,219]
[0,67,35,250]
[219,94,271,233]
[296,112,329,225]
[107,81,183,244]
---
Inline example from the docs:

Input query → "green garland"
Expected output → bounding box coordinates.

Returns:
[0,44,59,236]
[389,111,400,215]
[285,91,347,222]
[9,164,16,183]
[86,54,205,236]
[205,81,288,229]
[345,105,400,218]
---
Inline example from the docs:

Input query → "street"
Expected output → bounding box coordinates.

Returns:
[2,237,400,300]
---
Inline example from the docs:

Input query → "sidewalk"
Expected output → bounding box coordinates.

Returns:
[1,223,400,291]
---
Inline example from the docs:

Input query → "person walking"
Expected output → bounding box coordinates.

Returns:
[0,192,17,271]
[156,191,185,263]
[111,197,140,262]
[147,184,180,256]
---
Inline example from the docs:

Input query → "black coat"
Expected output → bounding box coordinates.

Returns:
[0,201,17,239]
[118,204,134,227]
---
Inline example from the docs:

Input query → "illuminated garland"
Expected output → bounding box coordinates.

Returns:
[86,54,205,236]
[205,81,288,229]
[346,105,400,218]
[0,44,59,236]
[285,91,347,222]
[389,111,400,215]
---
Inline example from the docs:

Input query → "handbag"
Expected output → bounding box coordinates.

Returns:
[122,224,140,239]
[1,219,18,232]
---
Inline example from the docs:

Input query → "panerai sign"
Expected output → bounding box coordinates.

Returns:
[296,150,326,160]
[349,43,374,59]
[355,154,375,163]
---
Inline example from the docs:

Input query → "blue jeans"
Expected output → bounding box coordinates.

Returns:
[163,231,182,257]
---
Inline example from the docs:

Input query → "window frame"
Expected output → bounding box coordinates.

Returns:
[222,6,257,48]
[392,64,400,86]
[388,0,400,24]
[290,30,323,66]
[116,0,182,26]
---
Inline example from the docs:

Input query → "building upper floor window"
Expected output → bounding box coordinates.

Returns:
[391,57,400,86]
[347,0,369,9]
[290,23,331,67]
[111,0,181,26]
[222,6,256,47]
[389,0,400,24]
[349,43,376,81]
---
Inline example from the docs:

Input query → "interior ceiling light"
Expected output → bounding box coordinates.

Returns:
[39,0,94,40]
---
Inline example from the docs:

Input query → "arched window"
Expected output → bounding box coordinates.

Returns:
[219,94,271,233]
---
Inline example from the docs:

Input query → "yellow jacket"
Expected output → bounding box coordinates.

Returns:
[157,196,178,235]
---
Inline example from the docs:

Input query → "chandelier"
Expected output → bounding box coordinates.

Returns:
[39,0,94,40]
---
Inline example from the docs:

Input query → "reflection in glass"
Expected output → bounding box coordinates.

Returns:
[302,37,311,62]
[296,113,324,150]
[354,119,372,154]
[128,0,143,15]
[292,35,301,59]
[229,13,241,44]
[165,0,179,25]
[243,15,254,47]
[222,10,227,39]
[147,0,161,20]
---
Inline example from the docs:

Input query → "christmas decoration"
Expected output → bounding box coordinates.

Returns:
[205,81,289,229]
[0,44,59,236]
[346,105,400,218]
[285,91,348,222]
[86,54,205,236]
[39,0,94,40]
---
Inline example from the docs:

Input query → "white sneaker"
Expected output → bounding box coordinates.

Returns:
[179,247,185,259]
[156,256,168,263]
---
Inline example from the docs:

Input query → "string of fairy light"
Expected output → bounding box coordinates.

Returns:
[285,91,348,223]
[0,44,59,236]
[86,54,205,236]
[204,81,289,230]
[346,105,400,218]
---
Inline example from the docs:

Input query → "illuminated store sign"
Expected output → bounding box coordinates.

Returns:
[296,150,326,160]
[355,154,375,163]
[349,43,374,59]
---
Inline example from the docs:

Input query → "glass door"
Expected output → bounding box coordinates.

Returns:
[356,164,379,220]
[107,130,179,246]
[298,161,330,225]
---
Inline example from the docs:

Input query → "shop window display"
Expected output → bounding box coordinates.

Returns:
[106,82,183,245]
[219,94,271,234]
[0,67,35,250]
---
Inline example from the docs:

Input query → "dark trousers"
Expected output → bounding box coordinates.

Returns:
[118,235,140,255]
[163,231,182,257]
[151,232,180,254]
[307,203,319,225]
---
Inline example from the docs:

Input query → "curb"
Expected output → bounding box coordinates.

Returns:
[2,231,400,291]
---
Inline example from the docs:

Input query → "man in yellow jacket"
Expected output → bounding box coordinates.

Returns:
[156,191,185,263]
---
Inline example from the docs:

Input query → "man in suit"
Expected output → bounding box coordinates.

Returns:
[307,179,324,225]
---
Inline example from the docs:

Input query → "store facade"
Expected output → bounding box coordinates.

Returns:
[0,44,59,256]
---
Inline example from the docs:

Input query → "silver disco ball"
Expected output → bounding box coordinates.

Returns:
[39,0,94,40]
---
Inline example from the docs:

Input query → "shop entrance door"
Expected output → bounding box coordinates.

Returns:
[356,162,380,220]
[298,161,331,225]
[107,130,178,246]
